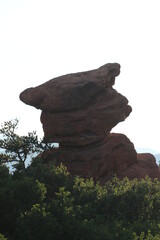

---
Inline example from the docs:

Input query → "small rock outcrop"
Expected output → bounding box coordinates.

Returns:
[20,63,160,181]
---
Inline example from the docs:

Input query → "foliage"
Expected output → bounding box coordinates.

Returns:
[0,119,51,171]
[1,120,160,239]
[0,166,46,238]
[133,231,160,239]
[12,167,160,240]
[1,160,160,239]
[0,234,7,240]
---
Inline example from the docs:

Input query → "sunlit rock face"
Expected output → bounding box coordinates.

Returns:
[20,63,160,181]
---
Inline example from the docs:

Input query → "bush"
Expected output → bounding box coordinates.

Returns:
[0,234,7,240]
[1,120,160,239]
[13,165,160,240]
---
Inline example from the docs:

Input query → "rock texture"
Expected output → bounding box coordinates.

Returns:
[119,153,160,180]
[44,133,137,181]
[20,63,160,181]
[20,63,131,146]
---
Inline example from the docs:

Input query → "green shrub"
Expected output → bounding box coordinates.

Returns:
[0,234,7,240]
[1,120,160,239]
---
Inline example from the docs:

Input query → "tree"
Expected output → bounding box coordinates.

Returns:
[2,120,160,239]
[0,119,49,171]
[0,165,47,238]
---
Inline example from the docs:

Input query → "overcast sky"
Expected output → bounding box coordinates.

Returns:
[0,0,160,153]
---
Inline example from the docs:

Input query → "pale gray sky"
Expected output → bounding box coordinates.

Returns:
[0,0,160,152]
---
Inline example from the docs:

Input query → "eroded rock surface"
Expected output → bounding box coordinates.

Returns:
[20,63,131,146]
[42,133,137,181]
[119,153,160,180]
[20,63,160,181]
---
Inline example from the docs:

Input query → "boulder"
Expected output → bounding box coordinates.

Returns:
[20,63,131,146]
[41,133,137,181]
[119,153,160,179]
[20,63,160,181]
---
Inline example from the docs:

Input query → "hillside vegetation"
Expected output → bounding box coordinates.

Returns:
[0,120,160,240]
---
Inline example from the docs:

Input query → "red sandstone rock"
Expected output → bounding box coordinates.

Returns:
[20,63,131,145]
[20,63,160,181]
[119,153,160,180]
[42,133,137,181]
[20,63,121,112]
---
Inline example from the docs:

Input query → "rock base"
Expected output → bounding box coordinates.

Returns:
[41,133,160,182]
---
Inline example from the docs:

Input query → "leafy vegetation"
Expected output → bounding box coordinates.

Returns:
[0,120,160,240]
[0,119,51,171]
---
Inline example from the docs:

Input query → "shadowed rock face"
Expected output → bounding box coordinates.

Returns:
[20,63,131,146]
[20,63,160,181]
[20,63,121,112]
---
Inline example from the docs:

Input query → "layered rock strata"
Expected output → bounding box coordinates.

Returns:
[20,63,160,181]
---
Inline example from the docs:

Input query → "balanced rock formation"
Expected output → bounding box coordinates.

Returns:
[20,63,160,181]
[20,63,131,146]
